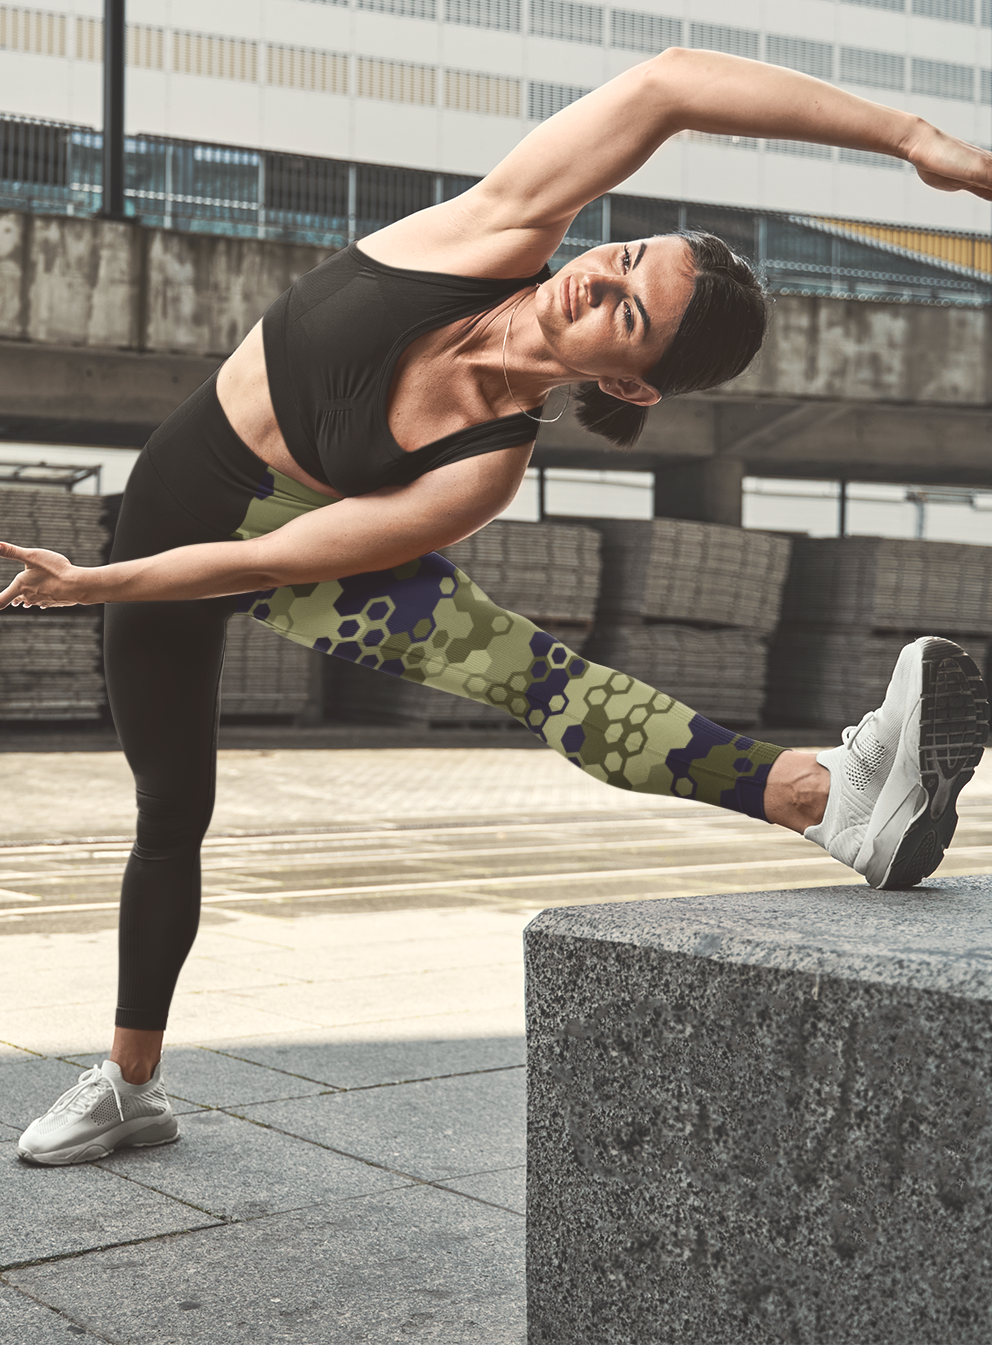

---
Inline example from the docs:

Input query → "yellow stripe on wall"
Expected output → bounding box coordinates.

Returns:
[816,217,992,278]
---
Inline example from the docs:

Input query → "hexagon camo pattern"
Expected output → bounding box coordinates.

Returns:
[232,468,785,818]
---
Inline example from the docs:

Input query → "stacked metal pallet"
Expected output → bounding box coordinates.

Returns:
[583,518,793,727]
[0,488,110,720]
[765,537,992,728]
[221,615,315,718]
[325,520,602,727]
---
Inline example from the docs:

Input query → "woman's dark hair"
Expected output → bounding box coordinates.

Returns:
[574,231,769,450]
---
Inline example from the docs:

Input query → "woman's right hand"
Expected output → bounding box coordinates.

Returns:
[905,122,992,201]
[0,542,92,610]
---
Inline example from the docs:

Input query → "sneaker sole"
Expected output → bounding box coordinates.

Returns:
[878,638,989,890]
[17,1117,180,1167]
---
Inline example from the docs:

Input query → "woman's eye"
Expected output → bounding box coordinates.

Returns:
[621,246,631,274]
[623,301,634,334]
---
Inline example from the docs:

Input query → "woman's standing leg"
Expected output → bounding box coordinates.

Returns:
[18,378,264,1165]
[104,591,236,1073]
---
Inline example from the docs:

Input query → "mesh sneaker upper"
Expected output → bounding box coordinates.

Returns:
[19,1060,174,1157]
[805,640,926,876]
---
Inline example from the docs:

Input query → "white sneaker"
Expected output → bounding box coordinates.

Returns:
[17,1059,179,1166]
[805,636,989,889]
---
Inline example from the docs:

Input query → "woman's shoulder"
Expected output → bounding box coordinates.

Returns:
[356,190,554,281]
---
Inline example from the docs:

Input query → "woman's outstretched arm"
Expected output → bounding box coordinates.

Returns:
[369,47,992,276]
[0,447,531,608]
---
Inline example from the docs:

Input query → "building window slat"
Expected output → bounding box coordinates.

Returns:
[911,56,975,100]
[840,47,906,91]
[765,35,833,80]
[529,0,603,45]
[444,0,521,30]
[527,79,590,120]
[688,22,760,61]
[357,56,437,105]
[445,68,520,116]
[610,10,681,54]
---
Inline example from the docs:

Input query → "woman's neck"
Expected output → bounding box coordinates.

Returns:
[455,287,573,412]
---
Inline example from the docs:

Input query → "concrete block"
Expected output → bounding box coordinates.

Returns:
[525,876,992,1345]
[232,1067,525,1180]
[7,1186,525,1344]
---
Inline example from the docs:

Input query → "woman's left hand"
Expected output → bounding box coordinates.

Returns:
[0,542,92,609]
[906,123,992,201]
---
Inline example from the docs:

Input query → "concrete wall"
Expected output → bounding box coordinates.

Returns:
[733,294,992,408]
[3,210,991,399]
[0,211,331,357]
[1,210,991,507]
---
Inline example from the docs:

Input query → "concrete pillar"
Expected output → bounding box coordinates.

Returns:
[525,877,992,1345]
[653,457,744,527]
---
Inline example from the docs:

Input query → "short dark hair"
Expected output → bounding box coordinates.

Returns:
[573,231,769,450]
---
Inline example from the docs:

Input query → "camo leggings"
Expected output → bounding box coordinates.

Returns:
[106,373,785,1029]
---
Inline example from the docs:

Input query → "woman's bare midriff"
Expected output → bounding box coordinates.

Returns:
[215,321,344,500]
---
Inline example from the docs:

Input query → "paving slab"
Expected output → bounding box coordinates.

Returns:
[437,1166,526,1214]
[65,1046,333,1111]
[202,1034,525,1090]
[231,1067,525,1180]
[0,1284,106,1343]
[1,1157,221,1270]
[7,1184,526,1344]
[94,1108,405,1222]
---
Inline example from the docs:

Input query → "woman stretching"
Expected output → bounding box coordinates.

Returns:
[3,48,990,1165]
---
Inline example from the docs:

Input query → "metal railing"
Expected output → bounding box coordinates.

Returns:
[2,112,990,306]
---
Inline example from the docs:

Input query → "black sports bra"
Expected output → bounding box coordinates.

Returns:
[261,242,551,497]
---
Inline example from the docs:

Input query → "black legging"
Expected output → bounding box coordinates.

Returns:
[105,377,259,1027]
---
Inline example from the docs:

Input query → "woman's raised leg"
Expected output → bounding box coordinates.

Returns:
[238,549,792,821]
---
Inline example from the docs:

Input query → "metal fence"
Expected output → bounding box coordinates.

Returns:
[2,112,990,305]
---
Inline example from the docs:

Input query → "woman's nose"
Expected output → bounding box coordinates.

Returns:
[578,272,611,306]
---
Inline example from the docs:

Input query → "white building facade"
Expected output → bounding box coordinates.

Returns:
[0,0,990,233]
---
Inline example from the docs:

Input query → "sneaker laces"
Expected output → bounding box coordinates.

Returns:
[51,1066,125,1124]
[840,711,876,753]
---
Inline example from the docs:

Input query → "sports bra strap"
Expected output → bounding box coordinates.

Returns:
[382,410,541,487]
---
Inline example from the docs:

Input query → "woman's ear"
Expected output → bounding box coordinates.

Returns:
[596,375,661,407]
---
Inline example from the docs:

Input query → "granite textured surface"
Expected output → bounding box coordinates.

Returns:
[525,876,992,1345]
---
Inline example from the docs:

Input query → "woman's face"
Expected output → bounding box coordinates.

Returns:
[534,234,696,400]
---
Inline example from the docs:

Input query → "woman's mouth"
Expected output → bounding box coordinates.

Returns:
[560,275,574,323]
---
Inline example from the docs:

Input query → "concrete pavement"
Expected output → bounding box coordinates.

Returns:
[3,744,992,1342]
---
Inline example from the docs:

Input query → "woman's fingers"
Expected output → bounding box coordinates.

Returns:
[0,577,25,610]
[0,540,32,563]
[0,544,82,609]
